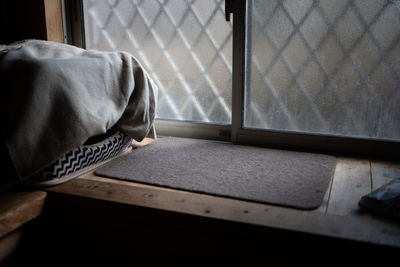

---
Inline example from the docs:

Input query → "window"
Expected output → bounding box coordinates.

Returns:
[245,0,400,140]
[66,0,400,156]
[83,0,232,125]
[236,0,400,156]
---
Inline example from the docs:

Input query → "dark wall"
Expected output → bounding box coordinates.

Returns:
[0,0,47,45]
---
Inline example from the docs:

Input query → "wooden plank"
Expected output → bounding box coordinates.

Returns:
[326,157,371,216]
[314,156,337,214]
[371,160,400,190]
[46,171,400,247]
[0,190,47,238]
[43,0,64,43]
[0,229,23,263]
[314,173,333,214]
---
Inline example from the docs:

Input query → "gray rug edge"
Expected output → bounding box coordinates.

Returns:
[95,169,335,210]
[95,137,337,210]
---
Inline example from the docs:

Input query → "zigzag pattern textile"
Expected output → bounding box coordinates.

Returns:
[33,132,131,181]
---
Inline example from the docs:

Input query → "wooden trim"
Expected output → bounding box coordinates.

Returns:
[44,0,64,43]
[0,191,47,238]
[46,163,400,248]
[0,229,23,263]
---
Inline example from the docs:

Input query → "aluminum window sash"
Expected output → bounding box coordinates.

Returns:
[231,0,246,142]
[63,0,85,48]
[236,128,400,158]
[231,0,400,158]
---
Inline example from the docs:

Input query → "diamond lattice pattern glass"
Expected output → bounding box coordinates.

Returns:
[83,0,232,124]
[245,0,400,141]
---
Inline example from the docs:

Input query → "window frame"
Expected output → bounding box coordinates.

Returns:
[67,0,400,158]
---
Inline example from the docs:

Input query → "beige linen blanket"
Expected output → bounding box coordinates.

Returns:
[0,40,157,181]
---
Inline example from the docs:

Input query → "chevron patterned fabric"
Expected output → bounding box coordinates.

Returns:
[31,131,132,182]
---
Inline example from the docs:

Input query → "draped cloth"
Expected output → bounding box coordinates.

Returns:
[0,40,158,181]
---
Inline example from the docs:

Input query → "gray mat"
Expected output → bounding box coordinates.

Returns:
[95,137,337,210]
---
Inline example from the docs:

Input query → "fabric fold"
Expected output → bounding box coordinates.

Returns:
[0,40,157,181]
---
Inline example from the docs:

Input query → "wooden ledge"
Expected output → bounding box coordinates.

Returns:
[0,137,150,239]
[45,139,400,249]
[46,168,400,248]
[0,190,47,238]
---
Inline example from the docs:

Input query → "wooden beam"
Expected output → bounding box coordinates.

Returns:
[47,170,400,248]
[0,190,47,238]
[0,229,23,263]
[43,0,64,43]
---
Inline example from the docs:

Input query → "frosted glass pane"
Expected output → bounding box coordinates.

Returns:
[83,0,232,124]
[245,0,400,141]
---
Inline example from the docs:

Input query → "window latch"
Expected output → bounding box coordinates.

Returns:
[225,0,233,22]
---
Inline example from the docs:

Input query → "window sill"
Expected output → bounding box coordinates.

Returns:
[43,139,400,249]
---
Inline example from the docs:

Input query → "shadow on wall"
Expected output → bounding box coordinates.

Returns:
[0,0,47,45]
